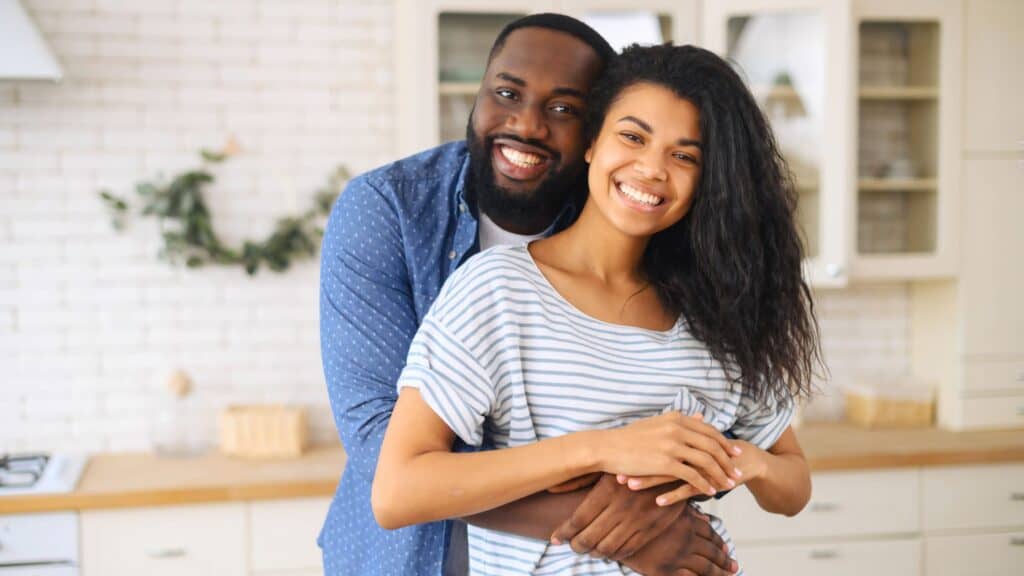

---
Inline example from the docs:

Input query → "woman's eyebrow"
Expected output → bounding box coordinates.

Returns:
[619,115,702,148]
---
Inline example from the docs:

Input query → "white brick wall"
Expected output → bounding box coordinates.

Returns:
[0,0,909,453]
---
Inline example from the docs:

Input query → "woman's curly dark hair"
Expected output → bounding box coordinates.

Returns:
[585,44,823,402]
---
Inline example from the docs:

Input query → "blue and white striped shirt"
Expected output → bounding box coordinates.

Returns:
[398,244,793,576]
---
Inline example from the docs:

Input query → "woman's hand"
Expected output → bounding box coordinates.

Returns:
[619,439,769,506]
[594,412,743,498]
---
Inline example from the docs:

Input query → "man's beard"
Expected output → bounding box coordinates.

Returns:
[465,123,584,234]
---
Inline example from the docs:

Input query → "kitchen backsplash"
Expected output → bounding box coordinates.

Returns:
[1,0,908,452]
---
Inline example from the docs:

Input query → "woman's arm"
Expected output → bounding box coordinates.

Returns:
[372,388,739,530]
[736,426,811,516]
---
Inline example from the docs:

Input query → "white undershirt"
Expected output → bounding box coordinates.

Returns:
[477,211,548,251]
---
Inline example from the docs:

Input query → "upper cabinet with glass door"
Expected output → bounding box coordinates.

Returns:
[703,0,855,287]
[395,0,700,157]
[850,0,961,279]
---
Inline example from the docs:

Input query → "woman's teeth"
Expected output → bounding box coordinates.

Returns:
[618,182,663,206]
[500,146,544,168]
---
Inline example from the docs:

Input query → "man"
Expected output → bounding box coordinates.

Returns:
[319,13,737,576]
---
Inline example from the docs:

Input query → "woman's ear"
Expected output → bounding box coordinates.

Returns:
[584,146,593,163]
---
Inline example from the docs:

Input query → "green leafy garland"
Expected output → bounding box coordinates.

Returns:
[99,149,348,275]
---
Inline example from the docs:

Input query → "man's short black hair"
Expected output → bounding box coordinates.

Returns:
[487,13,616,67]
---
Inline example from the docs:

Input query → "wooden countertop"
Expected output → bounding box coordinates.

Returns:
[2,423,1022,514]
[0,445,346,514]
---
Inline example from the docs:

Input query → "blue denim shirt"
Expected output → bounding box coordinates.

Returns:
[318,141,475,576]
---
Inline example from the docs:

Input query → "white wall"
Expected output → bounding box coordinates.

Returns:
[0,0,907,452]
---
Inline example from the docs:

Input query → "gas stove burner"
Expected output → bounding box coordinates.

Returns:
[0,453,50,488]
[0,452,87,496]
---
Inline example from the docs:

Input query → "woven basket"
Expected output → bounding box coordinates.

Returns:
[219,405,308,458]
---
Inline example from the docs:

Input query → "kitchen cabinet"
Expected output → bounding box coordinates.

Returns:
[249,497,327,574]
[714,463,1024,575]
[702,0,854,288]
[80,503,248,576]
[79,498,330,576]
[911,0,1024,431]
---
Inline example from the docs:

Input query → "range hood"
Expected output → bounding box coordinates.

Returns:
[0,0,63,80]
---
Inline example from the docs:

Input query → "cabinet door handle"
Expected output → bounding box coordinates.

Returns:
[809,549,840,560]
[1010,492,1024,502]
[810,501,840,512]
[1011,537,1024,547]
[146,547,187,559]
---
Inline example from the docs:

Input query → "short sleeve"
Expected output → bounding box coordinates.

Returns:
[731,388,795,450]
[398,315,496,447]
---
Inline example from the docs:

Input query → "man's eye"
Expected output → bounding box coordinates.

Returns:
[551,103,578,115]
[495,88,517,100]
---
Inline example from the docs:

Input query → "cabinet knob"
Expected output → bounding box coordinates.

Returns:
[146,547,187,559]
[1011,537,1024,547]
[810,501,840,512]
[1011,492,1024,501]
[809,549,840,560]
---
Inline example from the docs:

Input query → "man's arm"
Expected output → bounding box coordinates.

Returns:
[320,176,420,482]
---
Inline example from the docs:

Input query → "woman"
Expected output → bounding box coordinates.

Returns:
[372,44,822,575]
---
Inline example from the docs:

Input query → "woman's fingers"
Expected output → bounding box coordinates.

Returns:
[678,446,736,491]
[655,482,702,506]
[667,461,716,497]
[681,413,742,457]
[678,428,743,482]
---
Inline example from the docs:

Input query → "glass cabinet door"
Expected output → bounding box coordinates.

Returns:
[703,0,854,287]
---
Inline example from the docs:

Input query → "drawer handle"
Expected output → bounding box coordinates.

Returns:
[1012,537,1024,547]
[809,501,840,512]
[146,547,187,559]
[1010,492,1024,502]
[809,549,840,560]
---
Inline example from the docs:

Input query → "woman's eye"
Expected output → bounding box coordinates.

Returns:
[620,132,643,144]
[674,153,699,165]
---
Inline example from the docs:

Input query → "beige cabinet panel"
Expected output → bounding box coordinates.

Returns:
[925,532,1024,576]
[963,358,1024,394]
[961,158,1024,357]
[922,464,1024,531]
[964,0,1024,152]
[717,469,919,542]
[81,503,246,576]
[952,393,1024,430]
[249,497,329,573]
[738,538,921,576]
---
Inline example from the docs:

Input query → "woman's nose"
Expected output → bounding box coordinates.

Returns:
[633,156,667,181]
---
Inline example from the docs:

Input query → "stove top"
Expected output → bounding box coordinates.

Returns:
[0,453,88,496]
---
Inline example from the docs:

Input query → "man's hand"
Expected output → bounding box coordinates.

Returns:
[549,474,735,576]
[621,505,737,576]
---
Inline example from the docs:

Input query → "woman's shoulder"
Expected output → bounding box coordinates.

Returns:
[451,244,534,286]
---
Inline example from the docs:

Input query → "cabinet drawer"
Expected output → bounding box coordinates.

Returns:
[249,497,329,573]
[923,464,1024,531]
[717,469,919,542]
[953,393,1024,429]
[0,512,77,565]
[739,538,921,576]
[81,503,246,576]
[963,358,1024,394]
[925,532,1024,576]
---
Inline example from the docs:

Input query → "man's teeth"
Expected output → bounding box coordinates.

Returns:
[500,146,544,168]
[618,182,663,206]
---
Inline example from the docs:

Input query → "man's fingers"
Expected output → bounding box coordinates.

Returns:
[551,477,613,544]
[589,518,636,560]
[690,532,735,573]
[625,474,677,491]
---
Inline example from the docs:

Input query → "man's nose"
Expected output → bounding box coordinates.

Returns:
[505,105,549,141]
